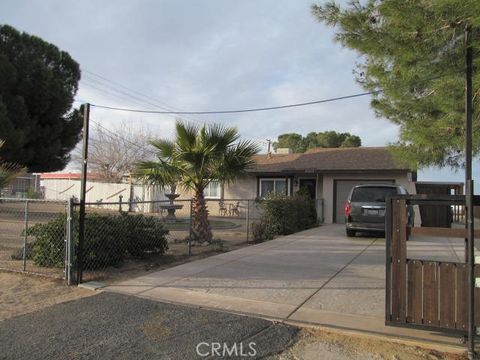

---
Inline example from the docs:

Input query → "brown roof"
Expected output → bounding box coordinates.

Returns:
[248,147,410,173]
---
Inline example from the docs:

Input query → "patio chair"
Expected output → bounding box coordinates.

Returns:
[229,201,240,217]
[219,201,228,216]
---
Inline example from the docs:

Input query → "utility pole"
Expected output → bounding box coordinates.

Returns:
[464,26,475,360]
[77,103,90,284]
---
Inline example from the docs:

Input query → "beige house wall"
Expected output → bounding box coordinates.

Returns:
[223,175,325,199]
[223,177,257,199]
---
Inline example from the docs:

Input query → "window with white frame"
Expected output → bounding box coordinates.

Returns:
[259,178,290,198]
[204,181,221,198]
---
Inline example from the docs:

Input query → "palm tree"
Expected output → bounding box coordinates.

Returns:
[0,140,22,190]
[135,121,259,243]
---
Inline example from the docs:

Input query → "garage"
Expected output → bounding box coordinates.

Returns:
[333,179,394,223]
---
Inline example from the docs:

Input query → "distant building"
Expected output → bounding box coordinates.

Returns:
[1,174,41,198]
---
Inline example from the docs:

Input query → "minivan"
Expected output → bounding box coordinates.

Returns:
[344,184,413,237]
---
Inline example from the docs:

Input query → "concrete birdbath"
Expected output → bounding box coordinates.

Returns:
[160,193,184,222]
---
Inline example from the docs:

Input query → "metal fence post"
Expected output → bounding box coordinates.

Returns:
[188,200,193,256]
[119,195,123,212]
[22,199,29,271]
[65,197,76,285]
[246,200,250,243]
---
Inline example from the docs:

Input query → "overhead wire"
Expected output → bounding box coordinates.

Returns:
[89,91,381,115]
[85,70,465,115]
[82,69,207,125]
[81,80,161,111]
[76,70,464,155]
[89,119,158,157]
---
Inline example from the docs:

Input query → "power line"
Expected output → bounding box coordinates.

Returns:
[84,68,465,115]
[82,80,162,111]
[90,91,381,115]
[82,69,207,125]
[90,119,157,156]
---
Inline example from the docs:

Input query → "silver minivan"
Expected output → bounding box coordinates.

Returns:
[344,184,413,237]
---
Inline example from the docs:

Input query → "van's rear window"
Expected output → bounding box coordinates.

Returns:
[351,187,398,202]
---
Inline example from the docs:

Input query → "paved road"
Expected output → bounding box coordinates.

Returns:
[0,292,298,360]
[107,224,464,344]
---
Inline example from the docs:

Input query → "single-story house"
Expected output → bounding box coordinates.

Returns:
[40,147,417,224]
[214,146,417,224]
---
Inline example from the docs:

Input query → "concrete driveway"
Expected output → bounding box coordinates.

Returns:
[107,224,465,344]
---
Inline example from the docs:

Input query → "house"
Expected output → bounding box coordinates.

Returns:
[40,147,417,224]
[213,147,417,224]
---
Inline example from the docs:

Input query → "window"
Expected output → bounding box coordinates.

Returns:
[351,186,398,203]
[204,181,220,198]
[259,178,290,198]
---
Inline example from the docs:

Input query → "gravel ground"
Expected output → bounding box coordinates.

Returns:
[0,292,298,360]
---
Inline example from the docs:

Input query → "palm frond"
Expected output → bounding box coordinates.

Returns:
[149,139,175,160]
[0,140,23,189]
[206,123,239,152]
[214,140,260,184]
[133,160,182,186]
[176,121,200,151]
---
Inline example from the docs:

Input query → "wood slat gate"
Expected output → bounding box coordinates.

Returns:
[386,195,478,334]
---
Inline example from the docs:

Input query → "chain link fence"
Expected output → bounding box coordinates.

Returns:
[1,196,323,283]
[0,198,68,278]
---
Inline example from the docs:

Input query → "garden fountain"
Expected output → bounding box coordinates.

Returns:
[159,193,184,222]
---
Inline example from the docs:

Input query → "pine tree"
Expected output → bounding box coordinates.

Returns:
[312,0,480,168]
[0,25,82,172]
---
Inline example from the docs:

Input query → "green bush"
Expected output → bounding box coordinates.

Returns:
[116,212,169,258]
[252,192,317,242]
[26,212,169,269]
[28,214,67,267]
[251,220,276,243]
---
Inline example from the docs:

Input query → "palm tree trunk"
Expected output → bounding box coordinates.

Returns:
[191,189,212,243]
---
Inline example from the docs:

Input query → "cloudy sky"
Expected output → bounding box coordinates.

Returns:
[0,0,474,183]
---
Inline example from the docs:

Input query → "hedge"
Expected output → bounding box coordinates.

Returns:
[251,192,317,242]
[26,212,169,269]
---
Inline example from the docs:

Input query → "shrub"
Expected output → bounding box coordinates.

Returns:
[117,212,169,258]
[28,214,67,267]
[26,212,169,269]
[252,192,317,241]
[250,220,276,243]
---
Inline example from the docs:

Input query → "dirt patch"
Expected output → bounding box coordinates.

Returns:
[273,328,467,360]
[0,271,94,321]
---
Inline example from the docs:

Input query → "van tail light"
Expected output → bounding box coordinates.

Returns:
[344,201,351,217]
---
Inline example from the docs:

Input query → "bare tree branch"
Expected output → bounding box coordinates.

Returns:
[73,122,154,182]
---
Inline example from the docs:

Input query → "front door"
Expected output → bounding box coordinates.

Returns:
[299,179,316,199]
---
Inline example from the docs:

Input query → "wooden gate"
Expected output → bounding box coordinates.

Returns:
[386,195,478,334]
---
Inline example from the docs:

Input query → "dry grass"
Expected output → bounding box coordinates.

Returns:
[273,328,467,360]
[0,271,94,321]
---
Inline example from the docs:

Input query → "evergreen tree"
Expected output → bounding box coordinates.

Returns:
[273,131,361,152]
[312,0,480,168]
[0,25,82,172]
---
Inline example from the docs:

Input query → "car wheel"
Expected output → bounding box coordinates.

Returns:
[346,229,356,237]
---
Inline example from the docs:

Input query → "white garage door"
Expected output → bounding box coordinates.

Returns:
[334,179,395,224]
